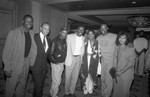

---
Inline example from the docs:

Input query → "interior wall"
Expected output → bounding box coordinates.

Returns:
[0,0,16,67]
[16,0,32,27]
[42,6,67,39]
[109,26,135,42]
[31,1,67,39]
[31,1,41,33]
[109,26,128,34]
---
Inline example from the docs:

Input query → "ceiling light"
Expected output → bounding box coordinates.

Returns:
[127,16,150,27]
[132,1,136,4]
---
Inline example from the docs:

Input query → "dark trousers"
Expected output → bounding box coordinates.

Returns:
[32,70,47,97]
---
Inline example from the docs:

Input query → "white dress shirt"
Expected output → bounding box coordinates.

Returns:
[73,35,83,55]
[40,32,49,52]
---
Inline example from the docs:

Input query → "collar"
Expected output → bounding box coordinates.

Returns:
[40,32,45,39]
[75,33,82,38]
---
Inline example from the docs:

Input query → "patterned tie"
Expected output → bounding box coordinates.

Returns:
[43,36,46,50]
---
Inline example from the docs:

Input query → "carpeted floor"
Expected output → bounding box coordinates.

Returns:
[0,66,149,97]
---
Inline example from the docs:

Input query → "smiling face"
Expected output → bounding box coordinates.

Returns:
[119,34,127,45]
[40,23,50,36]
[100,24,108,35]
[60,29,68,39]
[23,16,33,31]
[88,31,95,40]
[76,26,84,36]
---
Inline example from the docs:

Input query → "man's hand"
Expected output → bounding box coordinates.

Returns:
[4,70,12,78]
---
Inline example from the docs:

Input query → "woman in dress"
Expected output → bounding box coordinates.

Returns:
[81,30,100,94]
[112,31,136,97]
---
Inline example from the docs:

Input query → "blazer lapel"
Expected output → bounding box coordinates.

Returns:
[71,34,76,53]
[36,34,45,55]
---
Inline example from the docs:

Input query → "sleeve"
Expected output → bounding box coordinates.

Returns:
[65,35,72,66]
[127,47,136,67]
[113,46,118,67]
[66,35,70,54]
[66,35,69,48]
[28,33,37,67]
[145,52,150,69]
[2,30,16,71]
[97,39,101,56]
[48,40,58,64]
[81,36,85,59]
[46,38,52,63]
[133,40,136,49]
[145,44,150,69]
[145,39,148,49]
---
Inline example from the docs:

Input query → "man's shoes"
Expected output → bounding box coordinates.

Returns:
[71,94,76,97]
[63,94,76,97]
[90,90,98,96]
[63,94,72,97]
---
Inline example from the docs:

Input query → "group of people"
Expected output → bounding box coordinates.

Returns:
[2,14,146,97]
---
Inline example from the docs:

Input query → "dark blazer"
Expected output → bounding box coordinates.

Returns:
[31,33,51,72]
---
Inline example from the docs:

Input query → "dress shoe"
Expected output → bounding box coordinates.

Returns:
[71,94,76,97]
[63,94,72,97]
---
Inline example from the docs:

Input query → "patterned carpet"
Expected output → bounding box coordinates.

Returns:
[0,66,149,97]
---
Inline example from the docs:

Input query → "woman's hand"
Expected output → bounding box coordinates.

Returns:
[4,70,12,78]
[116,71,122,77]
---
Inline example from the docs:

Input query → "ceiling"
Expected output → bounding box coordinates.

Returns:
[40,0,150,28]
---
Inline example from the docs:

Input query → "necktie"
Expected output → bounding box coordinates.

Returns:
[43,36,46,50]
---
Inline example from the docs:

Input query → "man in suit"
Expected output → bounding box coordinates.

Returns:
[64,25,85,97]
[2,15,35,97]
[30,22,51,97]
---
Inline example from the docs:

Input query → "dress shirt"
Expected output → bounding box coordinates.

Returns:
[40,32,48,52]
[73,35,83,55]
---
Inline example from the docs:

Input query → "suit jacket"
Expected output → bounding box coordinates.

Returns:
[2,26,35,75]
[65,33,84,66]
[30,33,51,73]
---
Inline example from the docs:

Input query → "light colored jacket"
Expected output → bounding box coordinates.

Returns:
[2,26,37,74]
[65,33,84,66]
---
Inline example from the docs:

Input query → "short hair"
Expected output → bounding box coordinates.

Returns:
[23,14,33,21]
[100,23,108,28]
[41,22,50,27]
[87,30,95,35]
[61,26,68,31]
[77,25,84,29]
[115,31,130,46]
